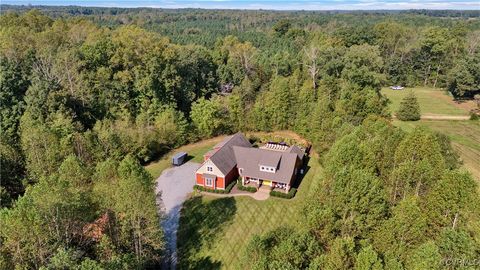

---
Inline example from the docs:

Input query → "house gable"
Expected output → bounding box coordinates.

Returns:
[196,159,225,178]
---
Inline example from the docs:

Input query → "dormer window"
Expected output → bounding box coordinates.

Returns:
[260,165,276,173]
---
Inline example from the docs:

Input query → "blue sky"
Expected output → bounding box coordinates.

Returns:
[2,0,479,10]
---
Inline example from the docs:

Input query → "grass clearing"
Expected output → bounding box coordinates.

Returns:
[175,135,322,269]
[145,136,227,179]
[382,87,471,116]
[393,120,480,181]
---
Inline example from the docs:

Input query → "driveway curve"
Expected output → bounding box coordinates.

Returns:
[156,162,199,270]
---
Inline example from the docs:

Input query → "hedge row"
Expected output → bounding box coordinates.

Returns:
[237,180,257,193]
[194,180,236,194]
[270,188,297,199]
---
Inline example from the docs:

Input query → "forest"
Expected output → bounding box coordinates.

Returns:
[0,6,479,269]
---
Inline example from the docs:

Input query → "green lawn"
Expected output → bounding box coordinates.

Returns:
[176,139,322,269]
[382,86,469,116]
[393,120,480,182]
[145,136,226,179]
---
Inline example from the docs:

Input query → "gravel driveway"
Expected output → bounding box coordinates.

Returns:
[156,162,199,269]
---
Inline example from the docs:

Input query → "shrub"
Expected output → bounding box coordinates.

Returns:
[225,180,236,193]
[237,180,257,193]
[270,188,297,199]
[470,112,479,120]
[396,91,421,121]
[194,180,236,194]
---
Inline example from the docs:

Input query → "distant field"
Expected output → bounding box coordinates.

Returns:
[175,133,322,269]
[382,87,472,116]
[393,120,480,182]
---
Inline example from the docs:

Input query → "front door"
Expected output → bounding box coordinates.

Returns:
[262,180,272,186]
[204,177,215,188]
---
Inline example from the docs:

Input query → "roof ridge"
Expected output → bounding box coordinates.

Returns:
[208,132,242,160]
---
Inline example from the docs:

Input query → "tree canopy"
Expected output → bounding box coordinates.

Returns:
[1,7,479,269]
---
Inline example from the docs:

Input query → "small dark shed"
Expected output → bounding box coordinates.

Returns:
[172,152,187,166]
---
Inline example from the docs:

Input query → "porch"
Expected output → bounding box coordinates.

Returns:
[241,176,290,193]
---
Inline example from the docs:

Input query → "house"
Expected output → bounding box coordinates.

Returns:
[195,133,305,193]
[195,133,251,190]
[233,144,304,193]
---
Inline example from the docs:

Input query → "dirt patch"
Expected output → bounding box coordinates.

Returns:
[246,130,310,146]
[420,114,470,120]
[393,114,470,121]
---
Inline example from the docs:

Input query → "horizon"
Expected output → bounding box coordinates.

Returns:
[1,1,479,11]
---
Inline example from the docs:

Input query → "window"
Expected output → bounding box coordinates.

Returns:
[205,178,213,187]
[260,165,276,173]
[207,166,213,172]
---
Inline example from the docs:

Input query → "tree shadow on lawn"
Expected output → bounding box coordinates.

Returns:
[177,196,237,270]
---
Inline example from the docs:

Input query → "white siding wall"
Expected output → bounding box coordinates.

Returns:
[196,159,225,177]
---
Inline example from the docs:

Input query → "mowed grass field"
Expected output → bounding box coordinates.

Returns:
[381,86,472,116]
[145,132,322,269]
[384,86,479,181]
[177,157,322,269]
[169,135,322,269]
[393,120,480,182]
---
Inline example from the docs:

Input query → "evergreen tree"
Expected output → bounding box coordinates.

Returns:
[374,197,428,262]
[389,128,445,202]
[310,237,356,270]
[396,91,421,121]
[405,241,441,270]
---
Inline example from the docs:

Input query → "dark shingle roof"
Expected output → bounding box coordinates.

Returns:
[287,145,305,160]
[233,146,299,184]
[259,151,282,168]
[209,133,251,175]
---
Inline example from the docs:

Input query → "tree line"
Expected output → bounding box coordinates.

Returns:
[241,118,479,269]
[0,9,479,269]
